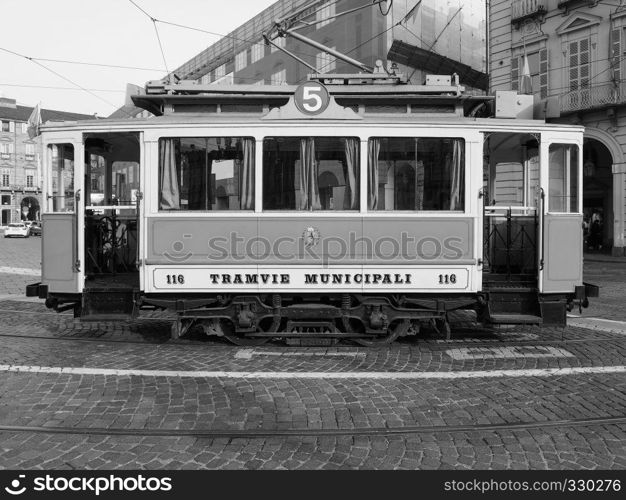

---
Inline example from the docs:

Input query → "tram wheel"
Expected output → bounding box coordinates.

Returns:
[171,318,195,340]
[353,320,409,347]
[222,318,273,346]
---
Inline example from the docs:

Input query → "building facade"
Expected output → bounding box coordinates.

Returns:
[0,97,92,227]
[490,0,626,255]
[170,0,485,88]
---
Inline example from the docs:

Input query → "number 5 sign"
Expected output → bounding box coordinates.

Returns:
[294,81,331,116]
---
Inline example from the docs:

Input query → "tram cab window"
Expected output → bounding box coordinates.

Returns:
[159,137,255,211]
[262,137,360,211]
[368,138,464,211]
[549,144,579,213]
[48,144,75,212]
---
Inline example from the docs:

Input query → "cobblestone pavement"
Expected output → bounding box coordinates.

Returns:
[579,260,626,321]
[0,301,625,469]
[0,239,625,469]
[0,234,41,296]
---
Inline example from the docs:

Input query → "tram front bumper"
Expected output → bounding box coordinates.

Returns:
[25,282,48,299]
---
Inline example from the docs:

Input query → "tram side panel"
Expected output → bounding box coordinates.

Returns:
[40,213,79,293]
[143,215,477,295]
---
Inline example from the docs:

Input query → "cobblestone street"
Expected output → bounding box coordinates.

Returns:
[0,236,625,469]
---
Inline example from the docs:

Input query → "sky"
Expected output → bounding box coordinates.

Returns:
[0,0,278,117]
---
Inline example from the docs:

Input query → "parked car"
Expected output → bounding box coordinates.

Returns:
[29,221,42,236]
[4,223,30,238]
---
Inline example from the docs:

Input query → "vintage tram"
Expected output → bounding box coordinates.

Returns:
[26,72,596,345]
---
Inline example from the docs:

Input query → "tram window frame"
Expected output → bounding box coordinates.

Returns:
[262,136,360,212]
[48,143,76,213]
[158,136,255,212]
[367,137,465,212]
[548,143,580,214]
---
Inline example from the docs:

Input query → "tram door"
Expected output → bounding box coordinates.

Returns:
[82,132,141,319]
[41,140,84,293]
[539,141,583,293]
[483,133,540,287]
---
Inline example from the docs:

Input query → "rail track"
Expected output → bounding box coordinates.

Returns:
[0,304,625,349]
[0,415,625,439]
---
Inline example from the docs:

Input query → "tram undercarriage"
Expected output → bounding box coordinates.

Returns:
[27,284,591,346]
[144,293,475,346]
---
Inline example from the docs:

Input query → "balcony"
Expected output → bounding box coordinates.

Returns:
[560,82,626,114]
[511,0,547,25]
[557,0,596,12]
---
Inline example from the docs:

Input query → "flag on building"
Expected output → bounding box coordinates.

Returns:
[27,103,42,139]
[520,54,533,95]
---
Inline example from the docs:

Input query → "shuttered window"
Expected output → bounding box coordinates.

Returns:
[539,48,548,98]
[611,29,621,83]
[569,38,590,92]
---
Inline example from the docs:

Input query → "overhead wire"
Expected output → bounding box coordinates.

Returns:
[0,83,124,93]
[127,0,170,75]
[25,58,164,72]
[0,46,132,116]
[378,0,393,16]
[408,5,463,82]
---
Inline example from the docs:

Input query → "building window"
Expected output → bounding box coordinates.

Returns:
[25,143,35,160]
[2,174,9,187]
[271,37,286,53]
[511,49,548,99]
[271,68,287,85]
[0,143,12,159]
[1,121,9,133]
[21,123,28,134]
[251,43,264,63]
[569,38,590,93]
[316,1,336,28]
[316,48,336,73]
[26,175,34,188]
[235,49,247,71]
[214,64,226,80]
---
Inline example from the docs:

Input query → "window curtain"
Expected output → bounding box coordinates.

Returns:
[449,139,464,211]
[160,139,180,210]
[414,139,424,210]
[368,139,380,210]
[299,138,321,210]
[239,138,255,210]
[343,138,359,210]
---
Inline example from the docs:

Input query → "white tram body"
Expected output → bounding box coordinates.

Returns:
[27,76,596,345]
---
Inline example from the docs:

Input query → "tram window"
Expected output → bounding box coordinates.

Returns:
[158,137,255,211]
[87,154,106,206]
[549,144,579,213]
[492,162,524,206]
[48,144,75,213]
[262,137,360,211]
[112,161,140,205]
[368,138,464,211]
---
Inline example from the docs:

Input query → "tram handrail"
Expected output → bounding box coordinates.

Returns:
[484,205,537,217]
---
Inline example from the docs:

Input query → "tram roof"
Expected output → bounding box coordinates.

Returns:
[39,81,584,135]
[39,113,584,135]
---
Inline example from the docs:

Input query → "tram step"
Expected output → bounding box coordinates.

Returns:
[488,314,543,325]
[81,289,136,321]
